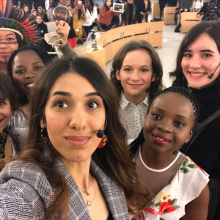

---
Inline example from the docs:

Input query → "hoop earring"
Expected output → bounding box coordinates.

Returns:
[97,135,107,149]
[41,128,51,145]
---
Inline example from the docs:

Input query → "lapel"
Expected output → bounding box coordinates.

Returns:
[90,160,129,219]
[55,159,129,219]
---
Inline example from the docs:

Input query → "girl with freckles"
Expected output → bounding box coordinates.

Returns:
[130,86,209,220]
[0,57,151,219]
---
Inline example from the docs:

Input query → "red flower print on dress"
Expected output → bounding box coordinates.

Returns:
[144,199,176,215]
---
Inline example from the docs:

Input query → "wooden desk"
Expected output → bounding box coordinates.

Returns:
[164,7,176,24]
[152,2,160,18]
[180,12,201,33]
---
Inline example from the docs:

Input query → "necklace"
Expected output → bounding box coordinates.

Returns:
[79,179,96,206]
[139,147,180,172]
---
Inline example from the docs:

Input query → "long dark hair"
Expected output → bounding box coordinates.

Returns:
[104,0,111,11]
[170,21,220,88]
[0,73,19,113]
[11,57,151,219]
[110,40,164,105]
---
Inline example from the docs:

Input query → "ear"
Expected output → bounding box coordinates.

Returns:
[151,73,156,82]
[116,70,121,81]
[184,130,193,143]
[40,117,46,128]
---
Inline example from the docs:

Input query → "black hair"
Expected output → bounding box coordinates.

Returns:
[7,44,52,104]
[15,32,24,47]
[129,86,200,158]
[104,0,111,11]
[0,73,19,112]
[170,21,220,88]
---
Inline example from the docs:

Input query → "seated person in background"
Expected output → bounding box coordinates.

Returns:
[130,86,209,220]
[192,0,203,12]
[37,6,49,22]
[36,15,48,38]
[47,0,59,22]
[29,9,37,21]
[122,0,137,25]
[94,3,100,14]
[99,0,120,30]
[23,5,30,15]
[69,0,86,44]
[83,0,103,36]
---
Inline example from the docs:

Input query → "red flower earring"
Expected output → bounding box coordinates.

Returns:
[97,135,107,149]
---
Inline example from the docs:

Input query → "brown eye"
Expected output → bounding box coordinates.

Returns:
[88,101,98,109]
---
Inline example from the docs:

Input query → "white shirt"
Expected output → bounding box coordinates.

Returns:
[119,93,148,142]
[83,7,98,26]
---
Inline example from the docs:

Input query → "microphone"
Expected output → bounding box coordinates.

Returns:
[208,63,220,79]
[97,119,107,138]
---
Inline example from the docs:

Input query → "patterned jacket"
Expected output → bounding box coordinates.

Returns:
[0,159,129,219]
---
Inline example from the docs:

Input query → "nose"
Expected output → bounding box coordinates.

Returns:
[69,108,86,131]
[0,42,7,49]
[189,55,201,69]
[24,70,38,79]
[157,121,173,133]
[130,70,140,81]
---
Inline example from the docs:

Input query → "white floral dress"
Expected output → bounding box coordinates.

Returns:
[132,156,209,220]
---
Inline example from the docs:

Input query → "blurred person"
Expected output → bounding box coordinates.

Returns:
[134,0,146,23]
[36,15,48,38]
[83,0,103,36]
[69,0,86,44]
[122,0,137,25]
[37,6,49,22]
[99,0,120,30]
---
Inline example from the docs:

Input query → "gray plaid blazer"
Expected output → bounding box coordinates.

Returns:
[0,159,129,219]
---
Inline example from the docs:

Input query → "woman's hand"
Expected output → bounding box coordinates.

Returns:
[55,20,70,46]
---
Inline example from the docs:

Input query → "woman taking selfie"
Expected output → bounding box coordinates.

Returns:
[0,57,151,219]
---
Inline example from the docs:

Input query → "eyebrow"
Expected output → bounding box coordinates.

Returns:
[85,92,100,97]
[184,49,215,53]
[6,34,15,37]
[15,62,44,68]
[52,91,100,97]
[153,107,187,119]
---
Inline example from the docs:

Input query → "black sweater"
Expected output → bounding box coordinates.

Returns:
[181,83,220,179]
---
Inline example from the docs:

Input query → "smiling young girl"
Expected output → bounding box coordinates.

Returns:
[6,45,51,155]
[130,86,209,220]
[110,40,163,142]
[170,21,220,220]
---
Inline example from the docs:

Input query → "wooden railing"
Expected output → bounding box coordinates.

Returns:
[74,21,164,70]
[97,21,164,64]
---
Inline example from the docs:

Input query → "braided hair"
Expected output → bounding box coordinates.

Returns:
[130,86,200,158]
